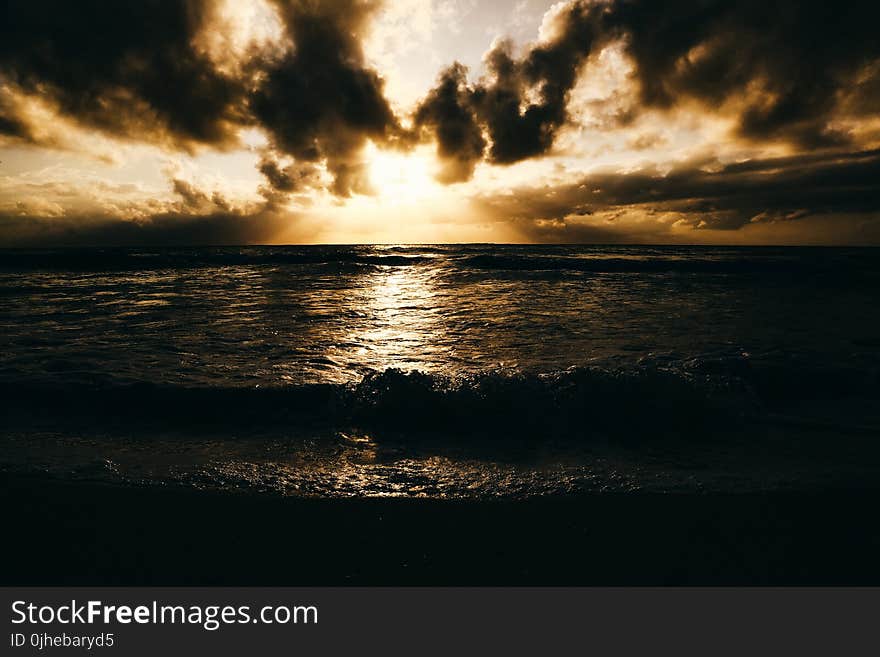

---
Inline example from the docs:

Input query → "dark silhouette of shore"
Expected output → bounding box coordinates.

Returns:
[4,474,879,585]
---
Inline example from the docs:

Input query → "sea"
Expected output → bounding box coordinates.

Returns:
[2,244,879,497]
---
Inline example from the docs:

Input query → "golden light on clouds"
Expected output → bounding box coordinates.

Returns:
[1,0,879,246]
[194,0,287,77]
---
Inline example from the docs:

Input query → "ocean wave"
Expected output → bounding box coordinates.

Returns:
[458,254,867,276]
[3,246,877,277]
[0,249,432,272]
[3,351,878,441]
[0,357,757,436]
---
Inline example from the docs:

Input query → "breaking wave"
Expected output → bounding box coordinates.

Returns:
[5,352,875,441]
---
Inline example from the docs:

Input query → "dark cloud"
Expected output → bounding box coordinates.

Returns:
[251,0,402,196]
[477,149,880,238]
[172,179,213,210]
[413,63,486,183]
[0,103,30,141]
[415,0,880,181]
[415,1,614,179]
[475,1,609,163]
[257,155,320,195]
[0,0,402,196]
[170,178,240,215]
[608,0,880,148]
[0,0,248,149]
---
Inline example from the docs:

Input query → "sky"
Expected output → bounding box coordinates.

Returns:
[1,0,879,246]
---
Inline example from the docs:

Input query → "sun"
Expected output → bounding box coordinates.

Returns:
[365,143,439,203]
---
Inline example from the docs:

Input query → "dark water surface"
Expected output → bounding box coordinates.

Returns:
[2,245,879,497]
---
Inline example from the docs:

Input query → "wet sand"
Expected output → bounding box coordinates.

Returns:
[3,474,880,585]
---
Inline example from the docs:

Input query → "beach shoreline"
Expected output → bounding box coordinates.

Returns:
[4,473,879,586]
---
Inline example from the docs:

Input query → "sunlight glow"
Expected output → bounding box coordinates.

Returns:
[366,143,439,203]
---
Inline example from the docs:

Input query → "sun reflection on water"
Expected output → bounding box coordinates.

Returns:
[326,263,450,375]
